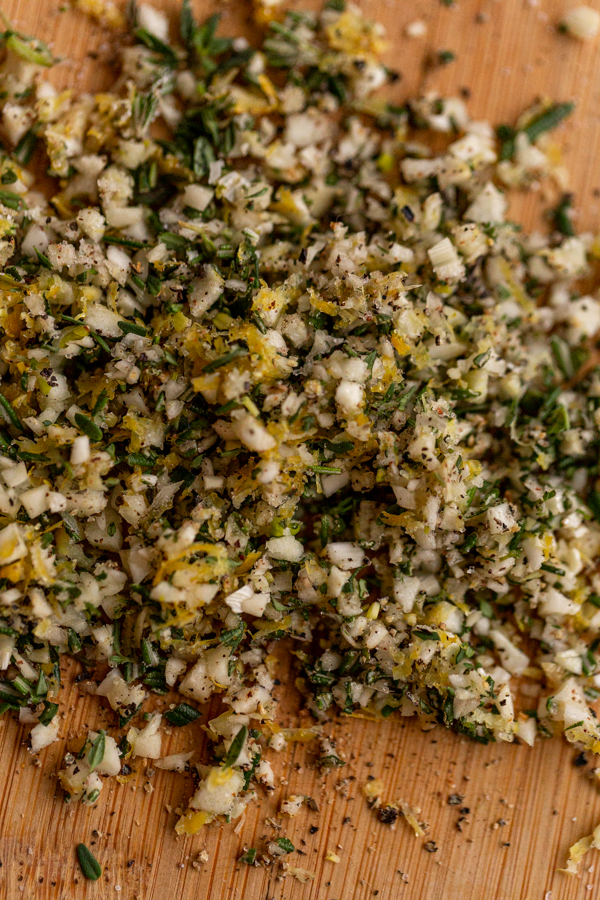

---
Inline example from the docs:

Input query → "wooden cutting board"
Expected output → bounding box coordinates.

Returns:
[2,1,600,897]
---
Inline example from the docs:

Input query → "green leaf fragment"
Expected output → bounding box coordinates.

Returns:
[202,346,249,373]
[275,837,295,854]
[222,724,247,769]
[118,320,148,337]
[74,413,103,443]
[38,700,59,726]
[6,32,54,66]
[88,729,106,772]
[0,393,22,430]
[523,102,575,144]
[34,248,53,269]
[0,190,22,210]
[165,703,201,726]
[76,843,102,881]
[13,125,39,165]
[134,28,179,67]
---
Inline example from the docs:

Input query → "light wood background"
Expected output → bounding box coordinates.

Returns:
[2,1,600,898]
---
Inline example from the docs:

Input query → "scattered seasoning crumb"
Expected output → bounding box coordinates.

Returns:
[405,19,427,38]
[281,795,306,817]
[281,863,315,883]
[378,806,400,825]
[437,49,456,64]
[192,850,209,871]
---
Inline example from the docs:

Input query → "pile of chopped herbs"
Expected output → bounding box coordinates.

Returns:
[0,0,599,838]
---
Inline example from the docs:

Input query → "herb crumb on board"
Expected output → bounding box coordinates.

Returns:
[0,0,599,878]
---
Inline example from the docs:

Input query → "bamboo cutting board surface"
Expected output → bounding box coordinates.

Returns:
[3,1,600,898]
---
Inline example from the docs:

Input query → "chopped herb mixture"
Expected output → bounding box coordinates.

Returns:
[0,0,599,843]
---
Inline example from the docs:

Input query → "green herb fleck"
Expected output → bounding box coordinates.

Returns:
[88,730,106,772]
[76,843,102,881]
[74,413,103,443]
[222,725,248,769]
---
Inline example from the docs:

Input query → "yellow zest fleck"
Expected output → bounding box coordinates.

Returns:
[0,559,25,583]
[171,311,190,333]
[175,809,212,836]
[560,821,600,875]
[235,550,263,575]
[241,395,260,417]
[391,333,411,356]
[365,602,380,620]
[257,73,278,106]
[153,542,228,585]
[253,615,293,635]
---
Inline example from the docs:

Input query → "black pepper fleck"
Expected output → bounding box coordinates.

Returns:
[378,806,399,825]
